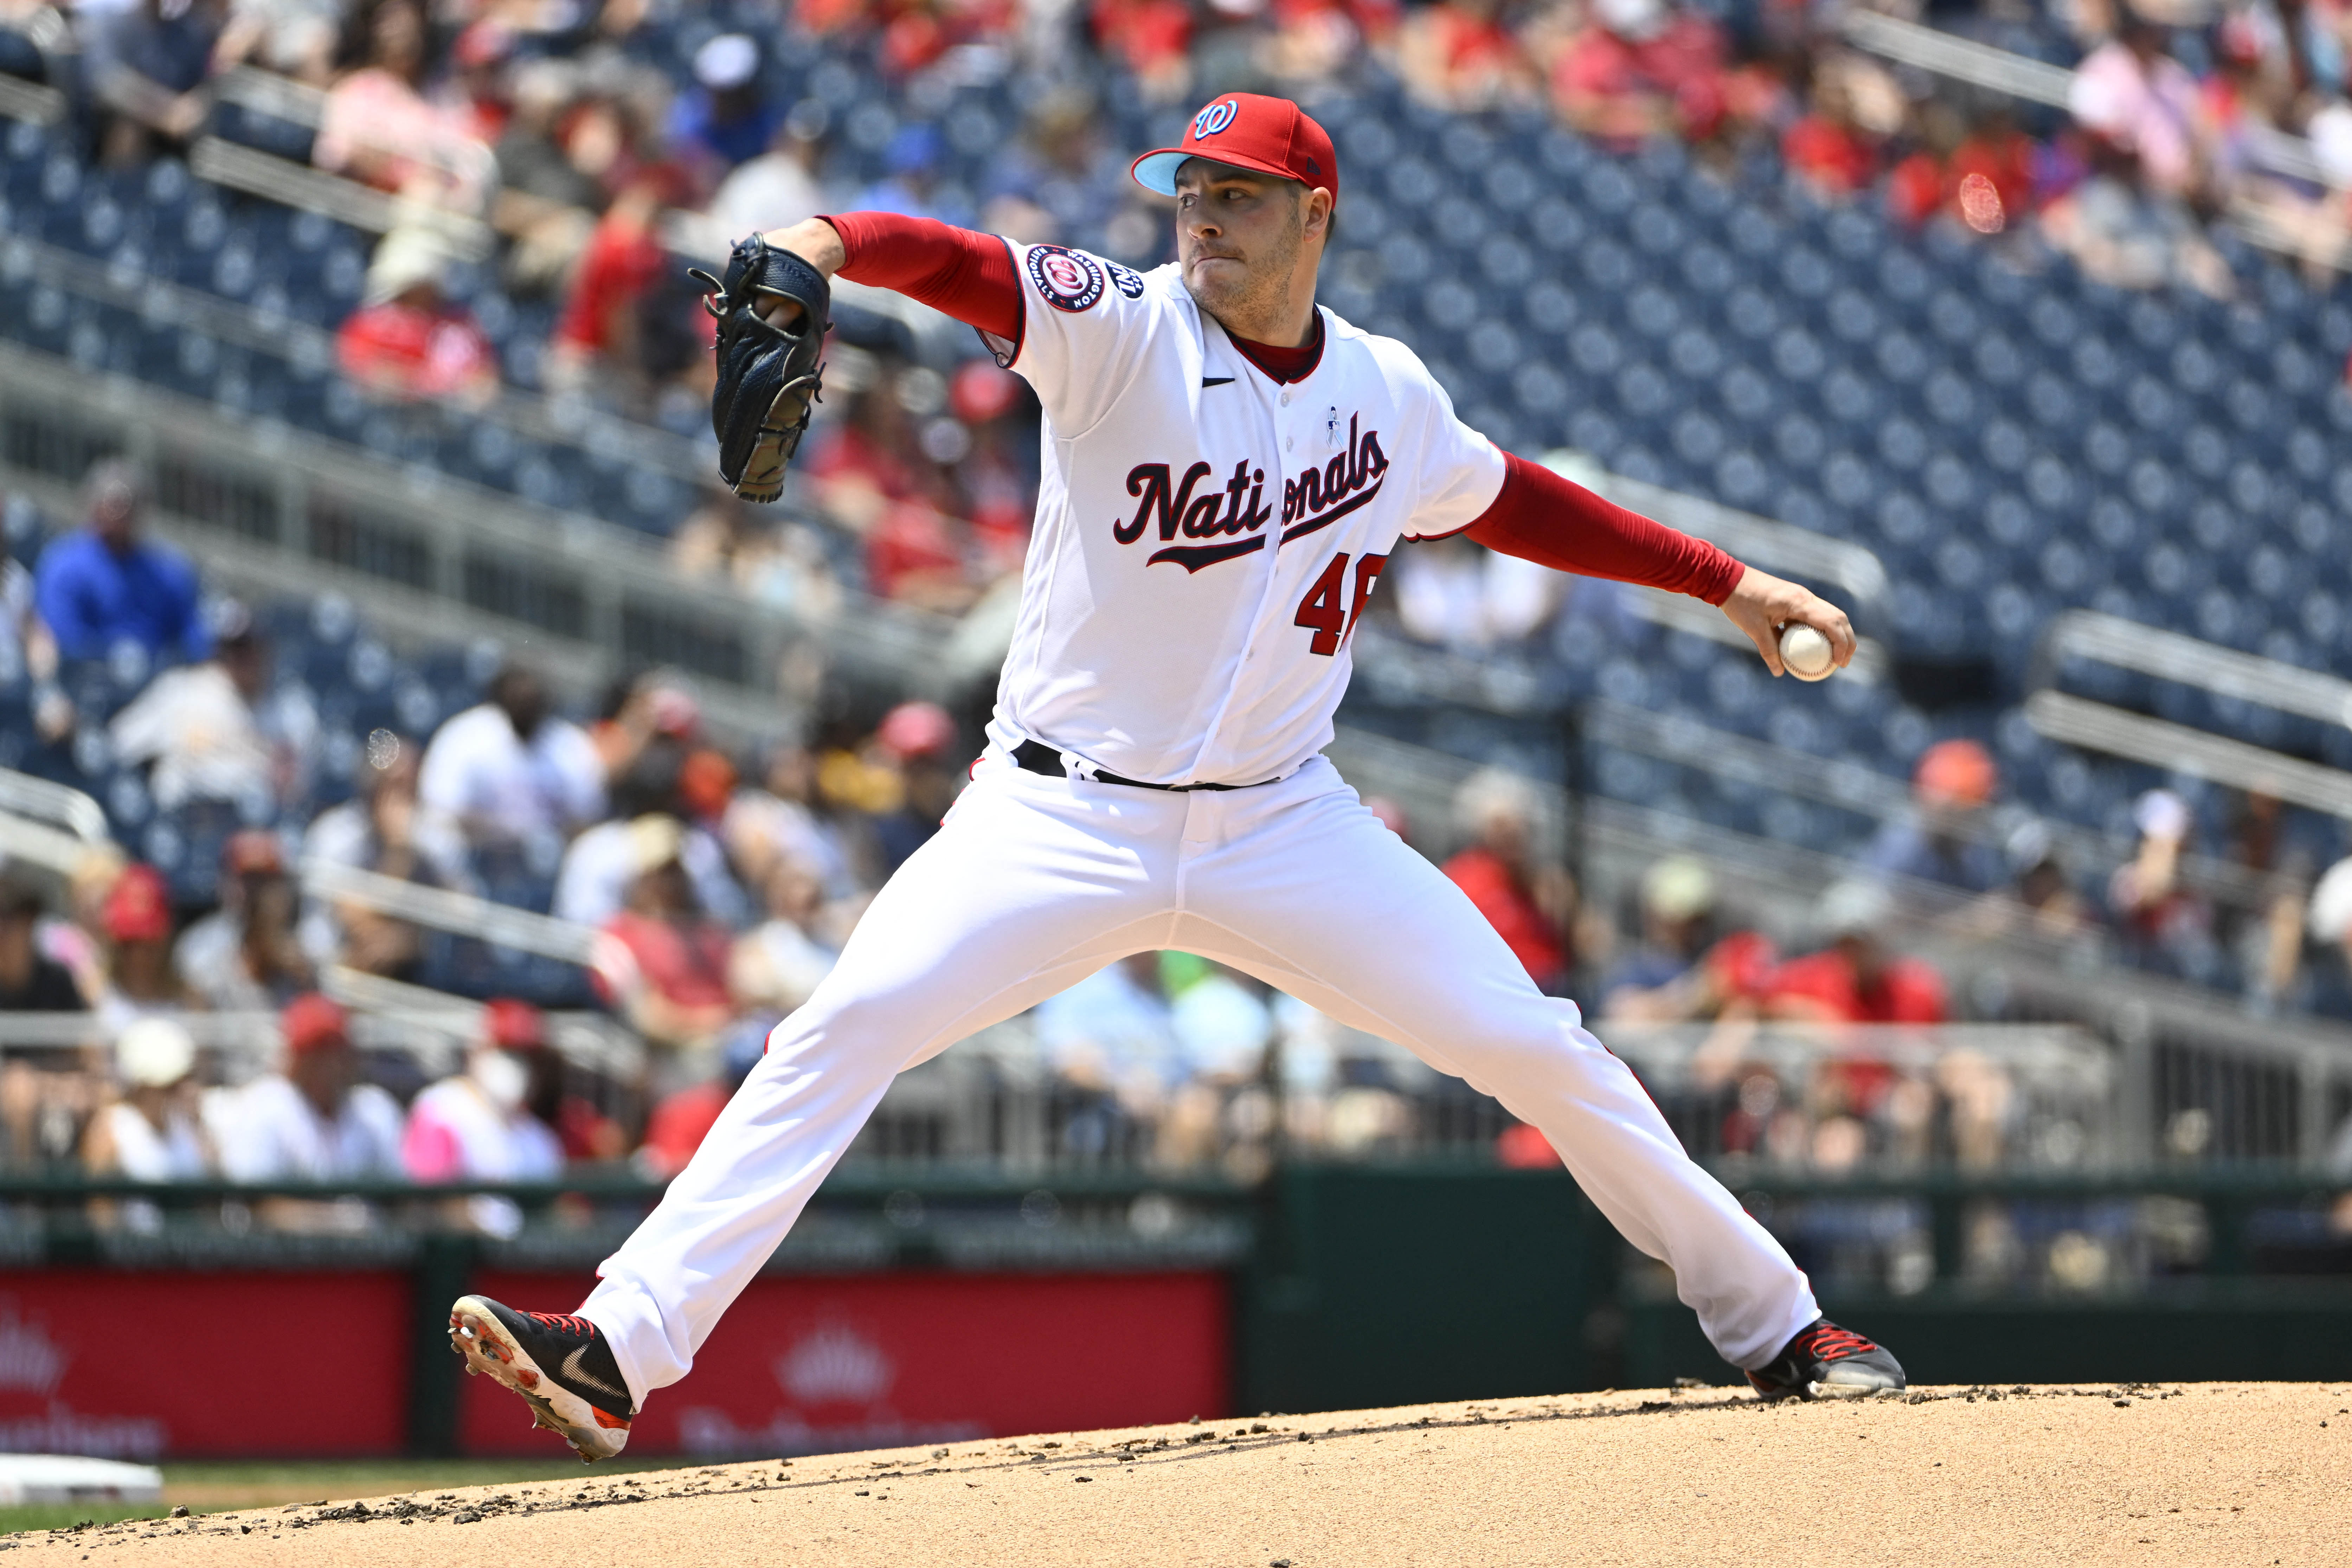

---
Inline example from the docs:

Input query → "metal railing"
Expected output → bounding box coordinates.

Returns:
[1582,465,1892,614]
[1838,10,2344,272]
[0,769,109,844]
[2027,610,2352,821]
[0,337,957,727]
[2041,610,2352,733]
[0,765,602,967]
[2025,689,2352,820]
[0,769,111,878]
[1839,12,2077,109]
[1839,11,2330,187]
[0,73,65,128]
[1601,1021,2121,1172]
[317,966,643,1080]
[1329,717,2352,1166]
[1582,698,2289,913]
[3,233,713,490]
[0,994,637,1078]
[188,136,495,257]
[302,859,598,965]
[209,64,326,129]
[182,128,969,354]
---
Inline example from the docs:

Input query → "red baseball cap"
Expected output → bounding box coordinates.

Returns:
[482,997,546,1051]
[281,993,351,1055]
[1131,92,1339,204]
[102,863,172,944]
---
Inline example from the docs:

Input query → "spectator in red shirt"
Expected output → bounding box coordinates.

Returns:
[1782,57,1890,199]
[1552,0,1729,147]
[1398,0,1537,111]
[1887,105,2041,234]
[590,815,738,1053]
[866,502,973,609]
[1089,0,1194,101]
[1441,770,1575,993]
[1765,880,1947,1025]
[546,166,687,398]
[1763,881,1943,1145]
[335,228,500,407]
[1263,0,1400,86]
[947,360,1038,581]
[1947,111,2038,232]
[807,372,980,609]
[637,1016,773,1178]
[1884,100,1962,229]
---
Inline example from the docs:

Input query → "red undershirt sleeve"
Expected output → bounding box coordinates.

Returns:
[820,211,1023,344]
[1463,451,1748,605]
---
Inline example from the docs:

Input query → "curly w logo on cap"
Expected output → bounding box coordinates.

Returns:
[1192,98,1239,139]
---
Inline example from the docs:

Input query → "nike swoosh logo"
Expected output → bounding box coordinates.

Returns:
[561,1344,628,1402]
[1201,376,1234,387]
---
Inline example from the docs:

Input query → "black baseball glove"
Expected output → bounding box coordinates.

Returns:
[692,235,831,504]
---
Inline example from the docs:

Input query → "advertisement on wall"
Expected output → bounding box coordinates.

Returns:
[460,1271,1231,1457]
[0,1274,412,1458]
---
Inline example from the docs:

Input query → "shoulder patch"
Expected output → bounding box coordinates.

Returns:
[1106,262,1146,299]
[1026,245,1107,313]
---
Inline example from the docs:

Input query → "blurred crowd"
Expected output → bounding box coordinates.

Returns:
[1585,734,2352,1020]
[8,0,2352,447]
[5,0,2351,622]
[6,455,2352,1204]
[7,0,2352,1209]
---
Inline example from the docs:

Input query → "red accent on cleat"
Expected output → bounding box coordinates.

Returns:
[1795,1323,1877,1363]
[593,1408,632,1430]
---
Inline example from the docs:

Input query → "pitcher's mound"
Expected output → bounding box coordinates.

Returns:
[18,1383,2349,1566]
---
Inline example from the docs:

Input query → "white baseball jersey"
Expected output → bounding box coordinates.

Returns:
[982,242,1509,787]
[576,233,1821,1417]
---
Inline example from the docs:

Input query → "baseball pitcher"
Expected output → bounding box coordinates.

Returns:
[451,92,1904,1460]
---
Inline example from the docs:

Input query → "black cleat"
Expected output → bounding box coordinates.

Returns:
[1746,1318,1907,1401]
[448,1295,635,1461]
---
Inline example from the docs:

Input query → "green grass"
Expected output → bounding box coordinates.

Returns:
[1,1502,163,1534]
[1,1454,705,1536]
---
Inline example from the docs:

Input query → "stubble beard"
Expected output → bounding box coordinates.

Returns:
[1182,203,1304,334]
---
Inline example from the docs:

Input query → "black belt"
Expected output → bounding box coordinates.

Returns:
[1013,739,1259,792]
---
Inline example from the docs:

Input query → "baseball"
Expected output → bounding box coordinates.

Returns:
[1779,623,1835,681]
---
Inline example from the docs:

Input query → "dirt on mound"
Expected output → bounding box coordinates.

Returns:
[16,1383,2348,1566]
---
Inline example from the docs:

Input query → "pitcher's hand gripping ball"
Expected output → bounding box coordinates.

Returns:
[1779,622,1836,681]
[693,236,830,503]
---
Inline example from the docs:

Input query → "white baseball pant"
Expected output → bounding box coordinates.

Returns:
[580,754,1819,1405]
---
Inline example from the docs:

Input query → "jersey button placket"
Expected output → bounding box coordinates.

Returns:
[1199,379,1291,782]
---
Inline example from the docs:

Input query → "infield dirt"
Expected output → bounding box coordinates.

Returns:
[14,1382,2348,1566]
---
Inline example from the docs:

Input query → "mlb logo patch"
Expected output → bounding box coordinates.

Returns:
[1027,244,1107,313]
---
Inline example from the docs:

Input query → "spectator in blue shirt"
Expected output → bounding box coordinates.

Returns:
[1861,739,2004,894]
[667,33,782,176]
[856,123,976,229]
[34,461,209,666]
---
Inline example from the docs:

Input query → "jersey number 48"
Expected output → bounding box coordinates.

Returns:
[1293,552,1389,657]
